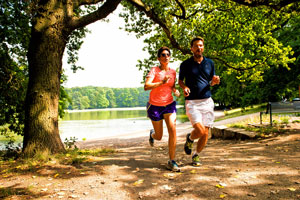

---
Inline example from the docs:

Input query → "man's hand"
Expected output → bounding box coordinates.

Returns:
[183,87,190,97]
[210,75,220,86]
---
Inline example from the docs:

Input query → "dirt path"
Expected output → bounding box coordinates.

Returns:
[1,117,300,200]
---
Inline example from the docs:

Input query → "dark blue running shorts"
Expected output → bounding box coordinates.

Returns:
[147,101,177,121]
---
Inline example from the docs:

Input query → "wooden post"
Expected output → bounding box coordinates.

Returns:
[270,103,273,126]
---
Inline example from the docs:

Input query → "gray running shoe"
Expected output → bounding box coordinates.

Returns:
[184,133,193,155]
[149,129,154,147]
[192,154,201,166]
[167,160,181,172]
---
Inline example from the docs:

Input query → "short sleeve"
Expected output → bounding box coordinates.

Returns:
[146,67,156,78]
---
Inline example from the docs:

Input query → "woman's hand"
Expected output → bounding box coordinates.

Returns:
[173,89,180,97]
[162,75,171,84]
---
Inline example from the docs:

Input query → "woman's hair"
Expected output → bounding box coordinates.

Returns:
[157,46,171,57]
[190,36,204,47]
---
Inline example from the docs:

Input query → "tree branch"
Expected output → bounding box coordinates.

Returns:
[69,0,121,30]
[172,0,186,19]
[126,0,190,55]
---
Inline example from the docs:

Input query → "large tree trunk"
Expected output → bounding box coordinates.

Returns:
[22,0,122,156]
[23,7,68,156]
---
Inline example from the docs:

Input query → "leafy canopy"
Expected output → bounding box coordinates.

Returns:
[121,0,296,82]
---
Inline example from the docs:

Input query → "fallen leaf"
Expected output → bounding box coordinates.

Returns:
[190,170,197,174]
[54,173,59,178]
[133,179,144,186]
[219,182,227,187]
[288,188,296,192]
[164,173,175,179]
[216,184,224,189]
[220,194,226,198]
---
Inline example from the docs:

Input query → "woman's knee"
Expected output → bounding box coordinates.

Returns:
[153,131,163,140]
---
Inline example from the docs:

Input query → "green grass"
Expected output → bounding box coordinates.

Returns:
[226,114,297,137]
[215,103,266,122]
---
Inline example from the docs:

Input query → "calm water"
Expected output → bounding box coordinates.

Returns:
[0,107,186,150]
[59,107,186,142]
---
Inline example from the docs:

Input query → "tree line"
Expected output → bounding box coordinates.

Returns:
[65,86,150,110]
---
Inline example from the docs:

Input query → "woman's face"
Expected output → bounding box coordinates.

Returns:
[158,50,170,65]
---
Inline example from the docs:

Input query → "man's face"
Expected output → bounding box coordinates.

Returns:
[191,40,204,58]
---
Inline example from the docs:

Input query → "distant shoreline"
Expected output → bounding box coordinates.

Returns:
[65,105,184,113]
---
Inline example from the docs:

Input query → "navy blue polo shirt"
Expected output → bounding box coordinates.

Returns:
[179,56,215,100]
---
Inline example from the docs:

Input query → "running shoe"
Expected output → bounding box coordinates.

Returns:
[149,129,154,147]
[167,160,181,172]
[184,133,193,155]
[192,154,201,166]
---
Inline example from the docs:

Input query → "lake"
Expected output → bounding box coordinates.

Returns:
[0,106,186,150]
[59,106,186,142]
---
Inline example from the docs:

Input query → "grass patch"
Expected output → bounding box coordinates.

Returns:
[227,114,298,138]
[0,148,116,176]
[215,103,266,122]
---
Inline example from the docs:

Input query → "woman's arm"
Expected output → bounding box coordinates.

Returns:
[144,76,168,91]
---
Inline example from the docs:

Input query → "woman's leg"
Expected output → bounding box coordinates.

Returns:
[163,113,177,160]
[151,120,164,140]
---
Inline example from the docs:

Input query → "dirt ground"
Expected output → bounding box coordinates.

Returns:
[1,121,300,200]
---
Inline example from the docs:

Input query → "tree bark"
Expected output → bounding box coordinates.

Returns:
[23,26,67,155]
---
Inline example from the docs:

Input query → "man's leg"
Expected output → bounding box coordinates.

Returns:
[191,123,209,153]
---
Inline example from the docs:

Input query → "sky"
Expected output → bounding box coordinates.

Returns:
[62,6,149,89]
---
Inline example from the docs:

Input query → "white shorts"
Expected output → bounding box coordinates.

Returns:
[185,98,215,128]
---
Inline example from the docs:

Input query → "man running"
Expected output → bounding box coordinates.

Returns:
[179,36,220,166]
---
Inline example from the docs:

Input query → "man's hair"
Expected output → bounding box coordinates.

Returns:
[190,37,205,47]
[157,46,171,57]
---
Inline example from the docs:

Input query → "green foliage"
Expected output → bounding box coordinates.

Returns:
[0,1,87,136]
[0,0,30,137]
[121,0,299,108]
[65,86,150,110]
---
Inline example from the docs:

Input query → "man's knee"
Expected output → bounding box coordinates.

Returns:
[193,124,208,137]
